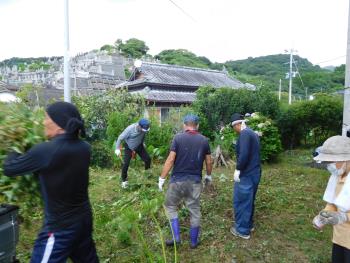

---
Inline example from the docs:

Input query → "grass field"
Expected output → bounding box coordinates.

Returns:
[16,149,333,263]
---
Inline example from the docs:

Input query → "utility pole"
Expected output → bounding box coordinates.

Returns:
[288,49,294,105]
[278,79,282,101]
[64,0,71,102]
[343,0,350,136]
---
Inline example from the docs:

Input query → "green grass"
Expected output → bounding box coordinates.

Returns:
[16,149,332,262]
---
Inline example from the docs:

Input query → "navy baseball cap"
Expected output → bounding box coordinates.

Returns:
[183,114,199,124]
[139,118,150,132]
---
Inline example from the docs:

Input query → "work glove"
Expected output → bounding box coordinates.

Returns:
[319,211,349,225]
[158,177,166,192]
[204,174,212,186]
[115,149,121,157]
[312,214,325,230]
[234,170,241,182]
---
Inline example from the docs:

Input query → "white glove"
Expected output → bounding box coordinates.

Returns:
[204,174,212,182]
[319,210,349,225]
[234,170,240,182]
[158,177,166,191]
[312,215,325,230]
[115,148,121,156]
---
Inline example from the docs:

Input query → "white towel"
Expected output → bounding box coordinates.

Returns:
[323,172,350,212]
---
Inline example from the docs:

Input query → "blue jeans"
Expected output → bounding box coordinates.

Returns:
[233,171,261,235]
[31,217,99,263]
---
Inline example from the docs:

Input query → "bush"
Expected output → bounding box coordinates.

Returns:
[73,89,145,141]
[218,113,282,162]
[277,94,343,148]
[0,102,44,208]
[192,86,280,139]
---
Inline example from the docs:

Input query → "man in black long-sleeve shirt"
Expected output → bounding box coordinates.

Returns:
[3,102,99,263]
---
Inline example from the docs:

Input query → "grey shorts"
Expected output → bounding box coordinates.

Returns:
[164,180,202,227]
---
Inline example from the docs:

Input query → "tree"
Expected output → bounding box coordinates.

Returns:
[155,49,212,69]
[100,44,116,54]
[115,38,149,59]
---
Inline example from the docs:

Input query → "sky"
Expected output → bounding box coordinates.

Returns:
[0,0,348,66]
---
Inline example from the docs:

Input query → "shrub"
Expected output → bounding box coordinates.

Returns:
[0,102,44,208]
[218,113,282,162]
[192,86,280,139]
[277,94,343,148]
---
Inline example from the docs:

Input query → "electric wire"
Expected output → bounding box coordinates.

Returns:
[168,0,196,22]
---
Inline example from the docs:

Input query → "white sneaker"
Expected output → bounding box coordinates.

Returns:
[121,181,128,189]
[230,227,250,240]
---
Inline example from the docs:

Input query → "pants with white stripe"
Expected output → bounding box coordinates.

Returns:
[30,217,99,263]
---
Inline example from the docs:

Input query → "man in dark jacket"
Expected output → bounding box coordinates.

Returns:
[3,102,99,263]
[158,114,212,249]
[230,113,261,240]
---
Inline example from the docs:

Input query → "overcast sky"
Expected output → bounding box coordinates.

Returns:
[0,0,348,66]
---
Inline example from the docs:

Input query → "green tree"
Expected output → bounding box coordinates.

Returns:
[115,38,149,59]
[155,49,212,69]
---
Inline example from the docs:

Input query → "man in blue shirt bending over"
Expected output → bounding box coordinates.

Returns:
[158,114,212,249]
[230,113,261,240]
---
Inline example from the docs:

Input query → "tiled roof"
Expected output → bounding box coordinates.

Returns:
[131,89,195,103]
[119,62,245,88]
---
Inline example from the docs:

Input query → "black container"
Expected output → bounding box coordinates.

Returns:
[0,204,19,263]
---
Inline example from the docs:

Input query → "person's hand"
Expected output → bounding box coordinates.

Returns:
[158,177,166,191]
[312,215,325,230]
[204,174,212,186]
[234,170,240,182]
[319,211,349,225]
[115,149,121,157]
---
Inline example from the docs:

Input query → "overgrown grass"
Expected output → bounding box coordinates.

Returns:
[16,149,332,262]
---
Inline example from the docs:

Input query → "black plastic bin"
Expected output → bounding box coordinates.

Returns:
[0,204,19,263]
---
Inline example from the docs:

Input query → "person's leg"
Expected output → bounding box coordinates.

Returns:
[136,144,151,170]
[344,245,350,263]
[31,225,77,263]
[185,181,202,248]
[164,182,184,246]
[232,175,254,237]
[249,171,261,230]
[332,243,345,263]
[70,217,99,263]
[121,144,133,182]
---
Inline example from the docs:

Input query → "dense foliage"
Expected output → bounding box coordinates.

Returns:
[115,38,149,59]
[218,113,282,162]
[276,93,343,148]
[0,102,44,208]
[192,86,280,139]
[155,49,213,69]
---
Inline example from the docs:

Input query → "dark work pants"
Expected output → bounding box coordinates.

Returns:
[31,217,99,263]
[121,143,151,182]
[332,243,350,263]
[233,170,261,235]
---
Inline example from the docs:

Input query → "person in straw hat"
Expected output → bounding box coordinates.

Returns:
[313,135,350,262]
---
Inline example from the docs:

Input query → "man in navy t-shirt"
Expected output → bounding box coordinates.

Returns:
[158,114,212,249]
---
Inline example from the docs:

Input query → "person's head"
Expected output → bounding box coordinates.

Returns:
[138,118,150,132]
[183,114,199,130]
[231,113,245,134]
[314,135,350,177]
[44,101,86,139]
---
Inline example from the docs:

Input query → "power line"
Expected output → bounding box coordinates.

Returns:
[315,55,346,65]
[292,57,305,90]
[168,0,196,22]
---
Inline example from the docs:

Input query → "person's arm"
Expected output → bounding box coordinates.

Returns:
[160,151,176,179]
[236,131,250,171]
[115,125,132,149]
[205,154,212,176]
[3,145,48,177]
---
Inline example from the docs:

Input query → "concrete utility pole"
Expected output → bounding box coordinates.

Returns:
[343,0,350,136]
[278,79,282,101]
[64,0,71,102]
[288,49,293,105]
